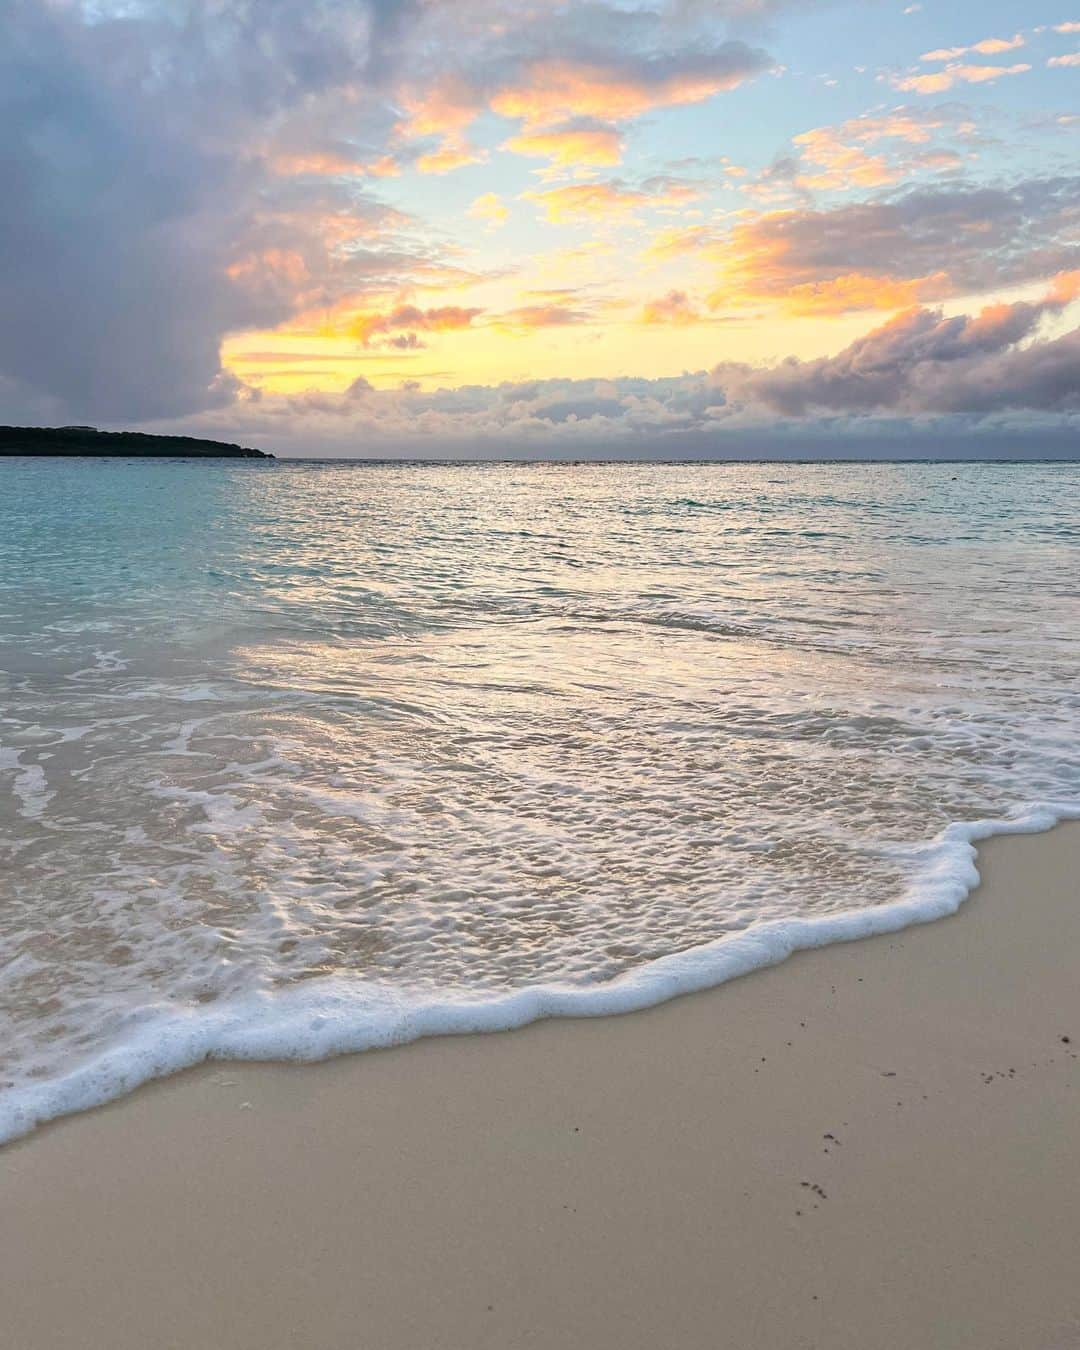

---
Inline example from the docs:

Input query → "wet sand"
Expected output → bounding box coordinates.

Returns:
[2,823,1078,1350]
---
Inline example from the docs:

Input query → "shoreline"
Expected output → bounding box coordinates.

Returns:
[2,823,1079,1348]
[4,804,1076,1146]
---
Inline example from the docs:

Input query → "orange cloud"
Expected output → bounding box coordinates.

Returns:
[395,77,486,174]
[790,109,962,192]
[396,77,480,140]
[765,271,953,316]
[704,207,958,314]
[1047,269,1080,305]
[855,112,943,144]
[503,123,624,169]
[416,139,487,174]
[893,61,1031,93]
[524,181,646,222]
[491,59,749,129]
[350,304,484,345]
[468,193,510,228]
[640,290,703,324]
[921,34,1025,61]
[793,127,898,190]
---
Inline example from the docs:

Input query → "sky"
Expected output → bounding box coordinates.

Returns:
[2,0,1078,457]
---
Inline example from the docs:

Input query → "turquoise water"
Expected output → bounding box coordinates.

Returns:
[1,459,1078,1138]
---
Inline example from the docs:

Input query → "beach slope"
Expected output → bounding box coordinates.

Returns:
[1,824,1078,1350]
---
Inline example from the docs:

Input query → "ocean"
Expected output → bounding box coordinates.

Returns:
[1,457,1078,1141]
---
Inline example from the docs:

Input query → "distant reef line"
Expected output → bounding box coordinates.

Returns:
[0,426,272,458]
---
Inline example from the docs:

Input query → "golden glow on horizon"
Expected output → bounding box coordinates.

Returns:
[222,308,886,395]
[210,25,1078,409]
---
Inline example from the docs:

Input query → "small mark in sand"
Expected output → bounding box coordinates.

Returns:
[881,1071,897,1077]
[239,1101,252,1110]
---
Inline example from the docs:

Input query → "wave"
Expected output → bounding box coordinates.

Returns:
[3,801,1076,1147]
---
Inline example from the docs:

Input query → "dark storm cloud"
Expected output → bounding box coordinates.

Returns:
[0,0,413,421]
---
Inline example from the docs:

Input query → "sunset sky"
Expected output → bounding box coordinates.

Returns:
[2,0,1078,455]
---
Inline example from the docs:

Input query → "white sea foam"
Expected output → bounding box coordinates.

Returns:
[0,802,1075,1146]
[0,748,56,820]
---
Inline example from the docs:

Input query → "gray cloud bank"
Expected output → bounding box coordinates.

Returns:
[715,289,1080,416]
[167,294,1080,458]
[0,0,417,420]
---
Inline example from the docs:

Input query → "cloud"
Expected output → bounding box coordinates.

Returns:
[778,107,971,193]
[921,35,1025,61]
[647,224,725,261]
[893,62,1031,94]
[350,304,484,345]
[270,152,402,178]
[490,44,772,128]
[394,77,489,174]
[707,177,1080,313]
[395,78,479,140]
[525,177,699,223]
[792,126,910,191]
[1048,53,1080,67]
[3,0,1073,436]
[641,290,704,324]
[773,273,953,315]
[714,278,1080,415]
[166,289,1080,458]
[468,193,510,228]
[415,139,488,174]
[503,122,624,170]
[0,0,793,422]
[492,305,592,330]
[0,0,419,420]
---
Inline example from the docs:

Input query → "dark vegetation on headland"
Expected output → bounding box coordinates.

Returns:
[0,426,272,458]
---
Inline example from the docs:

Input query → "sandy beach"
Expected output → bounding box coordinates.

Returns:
[2,822,1078,1350]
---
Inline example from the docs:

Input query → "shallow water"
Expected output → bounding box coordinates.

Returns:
[1,459,1078,1138]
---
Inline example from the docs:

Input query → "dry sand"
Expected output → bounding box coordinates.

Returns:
[2,824,1078,1350]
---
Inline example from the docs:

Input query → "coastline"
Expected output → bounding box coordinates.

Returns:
[2,824,1079,1349]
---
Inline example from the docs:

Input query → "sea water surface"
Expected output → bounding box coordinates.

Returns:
[1,459,1078,1140]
